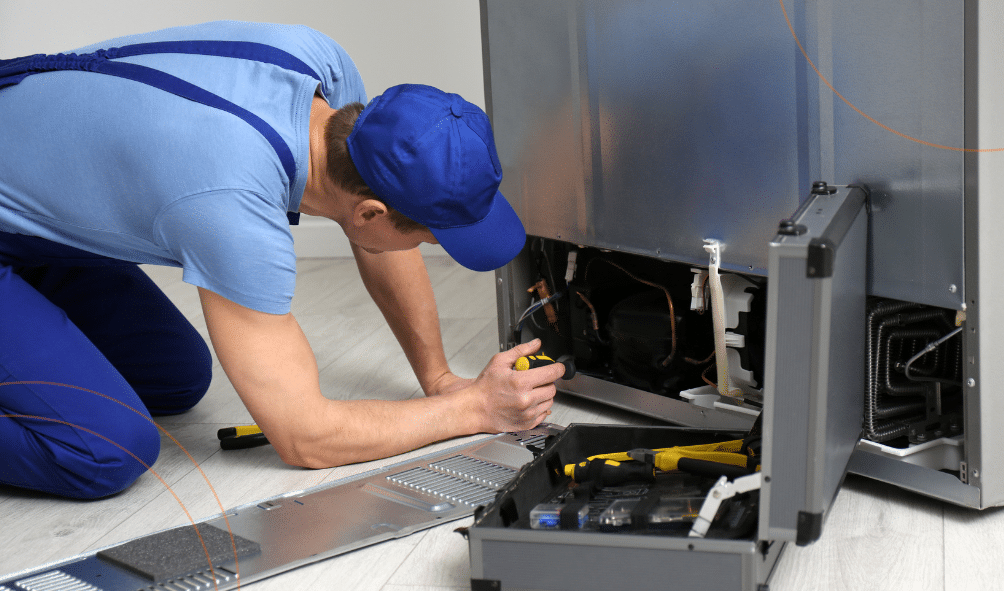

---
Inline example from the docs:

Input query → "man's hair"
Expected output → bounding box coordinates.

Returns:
[324,103,428,234]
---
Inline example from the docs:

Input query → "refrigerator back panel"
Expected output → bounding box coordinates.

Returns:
[482,0,808,275]
[483,0,965,308]
[826,0,964,309]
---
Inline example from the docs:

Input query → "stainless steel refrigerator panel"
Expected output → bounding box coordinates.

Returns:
[970,0,1004,508]
[483,0,807,274]
[556,373,757,431]
[826,0,964,309]
[481,0,588,248]
[847,447,979,508]
[760,187,867,544]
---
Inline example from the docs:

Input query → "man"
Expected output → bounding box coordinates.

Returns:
[0,21,563,499]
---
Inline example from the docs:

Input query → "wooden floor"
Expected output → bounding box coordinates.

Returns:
[2,256,1002,590]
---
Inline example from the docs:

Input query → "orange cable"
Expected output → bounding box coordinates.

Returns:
[778,0,1004,153]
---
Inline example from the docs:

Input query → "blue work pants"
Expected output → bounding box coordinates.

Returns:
[0,234,212,499]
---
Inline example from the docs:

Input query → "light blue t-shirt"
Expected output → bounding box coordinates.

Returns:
[0,21,366,314]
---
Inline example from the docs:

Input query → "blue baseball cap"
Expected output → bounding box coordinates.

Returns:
[346,84,526,272]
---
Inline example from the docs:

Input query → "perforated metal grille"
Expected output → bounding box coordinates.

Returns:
[141,569,234,590]
[387,466,500,507]
[517,434,548,449]
[15,571,99,591]
[428,455,518,488]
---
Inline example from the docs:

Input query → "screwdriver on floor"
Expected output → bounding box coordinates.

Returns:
[217,425,270,450]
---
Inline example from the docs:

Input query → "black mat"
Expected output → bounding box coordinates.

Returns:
[96,523,260,582]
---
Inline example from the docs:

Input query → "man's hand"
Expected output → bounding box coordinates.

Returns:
[464,338,565,432]
[426,371,475,397]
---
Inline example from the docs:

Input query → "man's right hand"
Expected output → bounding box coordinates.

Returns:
[465,338,566,432]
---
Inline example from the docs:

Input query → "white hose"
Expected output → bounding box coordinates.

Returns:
[708,261,730,397]
[704,240,735,398]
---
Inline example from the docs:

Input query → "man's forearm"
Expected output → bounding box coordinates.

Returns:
[350,244,453,393]
[292,393,484,468]
[199,286,485,468]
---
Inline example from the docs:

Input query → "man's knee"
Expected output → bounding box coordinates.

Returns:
[17,415,161,500]
[80,419,161,499]
[141,336,213,416]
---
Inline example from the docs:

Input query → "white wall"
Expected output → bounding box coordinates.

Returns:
[0,0,484,257]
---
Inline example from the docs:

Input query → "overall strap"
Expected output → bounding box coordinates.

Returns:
[0,41,324,222]
[97,41,320,79]
[0,54,52,88]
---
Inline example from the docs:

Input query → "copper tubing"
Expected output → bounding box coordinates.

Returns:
[577,292,601,332]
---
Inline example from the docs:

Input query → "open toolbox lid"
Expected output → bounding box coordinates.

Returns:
[759,183,868,545]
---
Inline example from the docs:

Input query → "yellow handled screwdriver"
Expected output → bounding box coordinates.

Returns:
[514,354,576,380]
[217,424,270,450]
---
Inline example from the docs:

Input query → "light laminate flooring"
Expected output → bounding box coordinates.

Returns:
[2,257,1001,590]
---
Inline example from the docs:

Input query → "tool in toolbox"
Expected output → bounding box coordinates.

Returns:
[217,424,270,450]
[563,438,760,485]
[542,417,765,536]
[688,472,763,538]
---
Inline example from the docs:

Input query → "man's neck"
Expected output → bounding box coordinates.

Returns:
[300,95,338,219]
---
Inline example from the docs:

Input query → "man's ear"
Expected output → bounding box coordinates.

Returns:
[353,199,388,226]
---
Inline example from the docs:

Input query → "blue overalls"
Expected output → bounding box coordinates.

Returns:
[0,42,317,499]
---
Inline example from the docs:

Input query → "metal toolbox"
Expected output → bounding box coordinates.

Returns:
[468,425,774,591]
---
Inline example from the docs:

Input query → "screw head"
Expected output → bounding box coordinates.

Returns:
[949,284,958,293]
[968,378,977,388]
[811,181,837,195]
